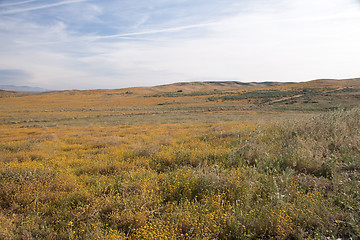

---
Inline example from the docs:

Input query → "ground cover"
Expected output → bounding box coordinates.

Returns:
[0,79,360,239]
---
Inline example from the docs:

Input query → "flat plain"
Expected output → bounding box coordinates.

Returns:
[1,78,360,239]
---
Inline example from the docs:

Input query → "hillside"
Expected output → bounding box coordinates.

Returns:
[0,89,23,97]
[144,81,296,93]
[121,78,360,95]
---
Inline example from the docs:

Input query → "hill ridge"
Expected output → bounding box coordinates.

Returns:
[1,78,360,95]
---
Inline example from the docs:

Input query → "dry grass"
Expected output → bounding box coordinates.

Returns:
[0,79,360,239]
[0,107,359,239]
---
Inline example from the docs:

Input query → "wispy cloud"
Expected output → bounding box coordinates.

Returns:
[0,0,360,90]
[0,0,38,7]
[0,0,87,15]
[92,22,219,41]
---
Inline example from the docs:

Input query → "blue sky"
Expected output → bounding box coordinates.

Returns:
[0,0,360,90]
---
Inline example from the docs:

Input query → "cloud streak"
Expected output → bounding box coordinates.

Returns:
[0,0,38,7]
[92,22,219,40]
[0,0,87,15]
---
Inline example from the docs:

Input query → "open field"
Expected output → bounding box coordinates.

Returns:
[1,79,360,239]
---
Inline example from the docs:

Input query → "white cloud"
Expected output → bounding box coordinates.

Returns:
[81,0,360,86]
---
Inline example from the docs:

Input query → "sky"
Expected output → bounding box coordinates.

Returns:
[0,0,360,90]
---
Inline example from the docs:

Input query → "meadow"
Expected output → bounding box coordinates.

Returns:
[0,79,360,239]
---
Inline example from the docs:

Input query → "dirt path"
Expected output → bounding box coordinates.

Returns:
[268,87,350,105]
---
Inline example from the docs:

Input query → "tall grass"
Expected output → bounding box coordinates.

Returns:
[0,108,359,239]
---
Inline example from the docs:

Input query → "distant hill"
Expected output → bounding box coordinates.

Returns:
[148,81,296,93]
[145,78,360,93]
[300,78,360,87]
[0,89,20,97]
[118,81,299,95]
[0,85,49,93]
[1,78,359,95]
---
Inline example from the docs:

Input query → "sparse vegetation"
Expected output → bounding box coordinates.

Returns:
[0,79,360,239]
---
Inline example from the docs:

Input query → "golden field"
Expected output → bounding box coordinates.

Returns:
[1,79,360,239]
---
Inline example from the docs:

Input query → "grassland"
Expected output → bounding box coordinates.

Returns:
[0,79,360,239]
